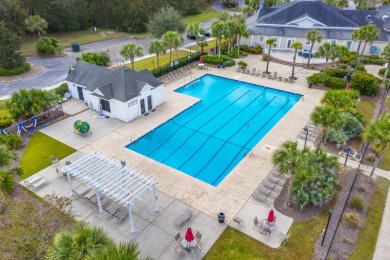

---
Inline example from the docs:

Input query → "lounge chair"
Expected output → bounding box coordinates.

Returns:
[251,68,257,75]
[255,69,261,76]
[261,72,267,77]
[262,180,277,191]
[289,77,294,83]
[113,207,128,222]
[277,232,291,246]
[50,155,59,164]
[72,185,91,198]
[267,176,280,185]
[257,185,272,196]
[24,175,47,190]
[174,208,193,227]
[105,201,122,216]
[284,77,289,82]
[252,192,268,204]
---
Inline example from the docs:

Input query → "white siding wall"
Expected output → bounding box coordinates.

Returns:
[66,81,84,100]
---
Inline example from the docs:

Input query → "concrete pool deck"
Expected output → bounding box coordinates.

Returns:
[26,55,326,257]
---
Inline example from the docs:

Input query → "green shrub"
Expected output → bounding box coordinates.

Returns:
[350,72,380,96]
[343,212,360,228]
[379,68,390,79]
[240,44,263,54]
[307,73,328,85]
[361,57,386,65]
[328,130,348,145]
[325,68,349,78]
[350,196,364,211]
[339,64,348,69]
[76,52,110,66]
[203,55,224,65]
[341,113,364,138]
[0,113,13,128]
[238,61,248,69]
[0,134,22,150]
[307,73,346,89]
[228,50,239,58]
[0,170,14,194]
[349,60,366,71]
[53,83,69,97]
[369,54,380,59]
[342,52,356,63]
[223,60,235,67]
[241,51,248,56]
[0,62,30,76]
[262,53,269,61]
[36,37,58,55]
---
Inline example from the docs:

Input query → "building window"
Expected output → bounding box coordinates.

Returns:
[101,99,111,113]
[273,36,279,44]
[345,40,352,50]
[305,39,311,46]
[329,39,337,45]
[259,35,265,43]
[128,100,137,108]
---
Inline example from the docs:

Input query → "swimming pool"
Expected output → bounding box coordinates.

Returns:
[127,74,302,186]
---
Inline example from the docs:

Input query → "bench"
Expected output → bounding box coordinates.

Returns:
[174,208,193,227]
[24,175,47,189]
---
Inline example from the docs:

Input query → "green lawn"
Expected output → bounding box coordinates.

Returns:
[205,191,338,259]
[21,29,130,57]
[126,50,191,71]
[350,177,390,259]
[357,99,376,126]
[20,132,76,179]
[185,38,229,53]
[183,7,221,25]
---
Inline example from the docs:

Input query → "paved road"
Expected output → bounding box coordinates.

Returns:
[0,1,236,96]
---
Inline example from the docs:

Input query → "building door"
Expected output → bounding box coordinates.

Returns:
[100,99,111,112]
[147,95,152,110]
[77,87,84,101]
[140,99,146,114]
[286,39,293,49]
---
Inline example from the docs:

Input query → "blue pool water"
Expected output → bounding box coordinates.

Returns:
[127,74,302,186]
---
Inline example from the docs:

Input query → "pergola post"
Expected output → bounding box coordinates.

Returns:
[128,204,135,233]
[66,172,73,191]
[153,185,159,212]
[95,189,103,213]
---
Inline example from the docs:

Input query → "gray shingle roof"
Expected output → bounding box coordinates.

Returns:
[87,66,163,102]
[66,61,112,86]
[250,0,390,41]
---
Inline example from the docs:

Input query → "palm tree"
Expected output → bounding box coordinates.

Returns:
[187,24,206,53]
[321,89,359,110]
[198,37,208,54]
[272,141,307,207]
[211,20,225,58]
[86,242,152,260]
[364,114,390,181]
[236,23,249,56]
[305,29,323,68]
[265,38,276,74]
[120,43,144,70]
[25,15,48,38]
[352,28,364,64]
[148,40,166,70]
[317,42,338,69]
[290,41,303,79]
[336,45,349,68]
[356,24,379,69]
[162,31,179,64]
[46,225,114,260]
[173,33,184,60]
[225,20,237,54]
[0,145,17,169]
[311,105,342,144]
[381,43,390,84]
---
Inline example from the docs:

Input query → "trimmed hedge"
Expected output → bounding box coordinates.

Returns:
[349,60,366,71]
[0,62,30,76]
[350,72,380,96]
[36,37,58,55]
[239,45,263,54]
[203,54,235,67]
[361,58,386,65]
[307,73,345,89]
[325,68,349,78]
[339,64,348,69]
[379,68,390,79]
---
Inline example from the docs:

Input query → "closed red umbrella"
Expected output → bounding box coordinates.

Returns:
[345,83,350,91]
[199,56,203,64]
[267,209,275,223]
[182,227,197,248]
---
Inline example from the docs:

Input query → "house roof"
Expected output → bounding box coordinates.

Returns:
[249,0,390,41]
[87,66,163,102]
[66,61,112,86]
[67,62,163,102]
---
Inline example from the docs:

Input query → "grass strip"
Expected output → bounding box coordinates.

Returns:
[20,132,76,179]
[350,177,390,259]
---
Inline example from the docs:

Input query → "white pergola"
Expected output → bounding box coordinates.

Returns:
[62,152,158,233]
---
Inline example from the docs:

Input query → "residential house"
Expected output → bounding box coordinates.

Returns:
[66,61,164,122]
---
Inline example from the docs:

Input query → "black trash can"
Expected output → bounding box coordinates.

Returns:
[308,83,313,89]
[218,212,225,223]
[71,42,80,52]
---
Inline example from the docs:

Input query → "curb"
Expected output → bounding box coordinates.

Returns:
[0,65,45,84]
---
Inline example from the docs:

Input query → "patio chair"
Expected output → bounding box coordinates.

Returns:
[255,69,261,76]
[268,74,272,79]
[195,231,202,244]
[284,77,289,82]
[289,77,294,83]
[175,232,184,243]
[174,208,193,227]
[253,216,262,230]
[190,244,201,259]
[171,244,186,258]
[251,68,257,75]
[50,155,59,164]
[277,232,291,246]
[236,67,242,72]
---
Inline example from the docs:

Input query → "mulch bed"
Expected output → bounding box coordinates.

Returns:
[326,171,376,260]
